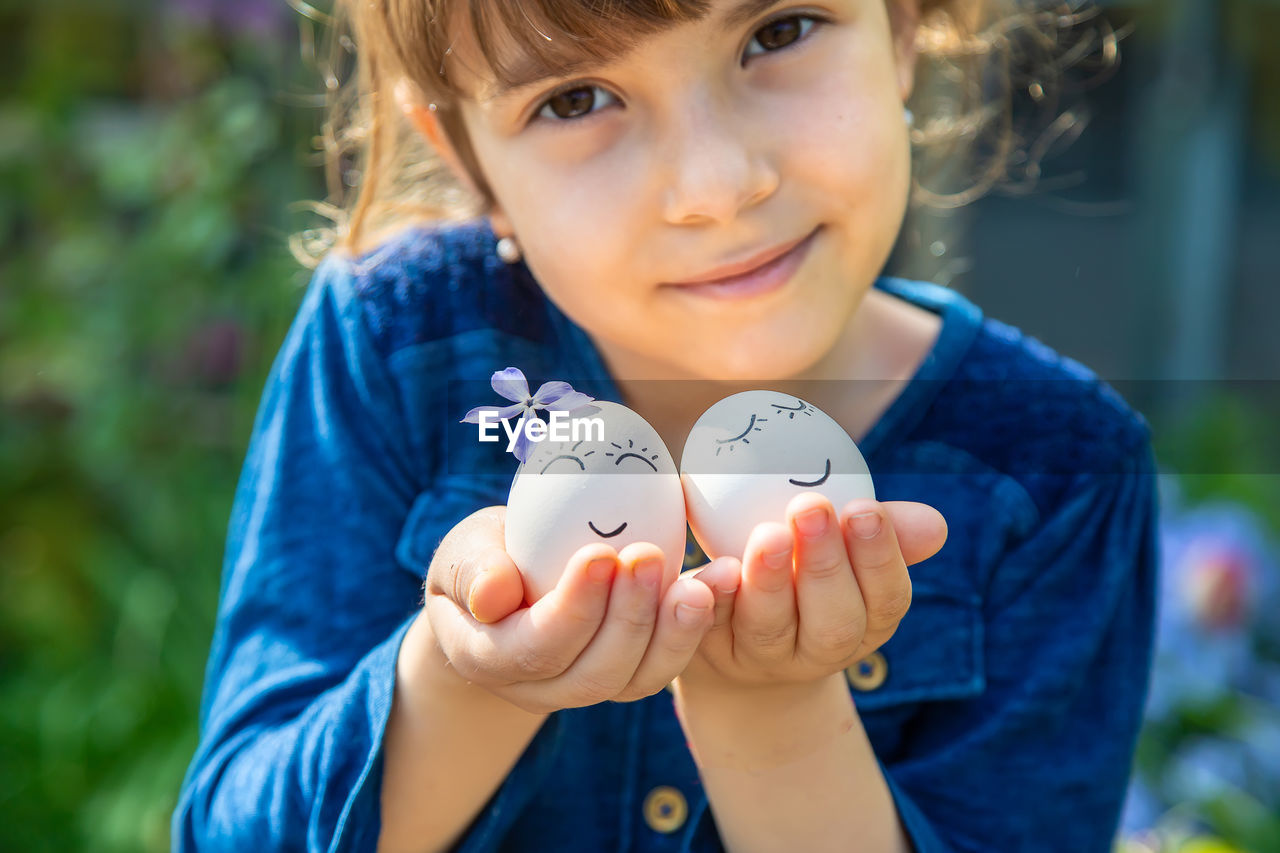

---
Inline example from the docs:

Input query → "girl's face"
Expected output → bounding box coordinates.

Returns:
[419,0,919,382]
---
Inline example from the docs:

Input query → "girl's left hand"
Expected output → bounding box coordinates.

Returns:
[681,495,947,690]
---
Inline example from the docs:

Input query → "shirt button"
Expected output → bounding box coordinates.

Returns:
[845,650,888,691]
[643,785,688,834]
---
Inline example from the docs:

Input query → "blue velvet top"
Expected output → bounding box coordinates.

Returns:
[172,219,1160,852]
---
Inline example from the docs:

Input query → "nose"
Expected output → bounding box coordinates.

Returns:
[658,90,779,225]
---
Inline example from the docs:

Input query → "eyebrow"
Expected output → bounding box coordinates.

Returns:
[482,0,784,102]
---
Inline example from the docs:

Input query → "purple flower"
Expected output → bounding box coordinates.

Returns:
[173,0,287,38]
[461,367,594,464]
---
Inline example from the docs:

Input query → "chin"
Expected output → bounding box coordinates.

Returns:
[687,336,834,383]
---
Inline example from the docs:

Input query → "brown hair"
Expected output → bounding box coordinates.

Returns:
[288,0,1124,267]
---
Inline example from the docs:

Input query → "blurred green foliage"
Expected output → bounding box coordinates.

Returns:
[0,3,320,850]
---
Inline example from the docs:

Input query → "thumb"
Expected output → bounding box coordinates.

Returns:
[882,501,948,566]
[426,506,526,623]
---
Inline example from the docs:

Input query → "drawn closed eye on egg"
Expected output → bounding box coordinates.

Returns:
[770,399,816,419]
[606,439,660,471]
[535,439,599,474]
[539,453,585,474]
[714,414,768,456]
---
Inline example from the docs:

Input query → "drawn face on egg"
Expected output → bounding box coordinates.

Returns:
[527,430,668,540]
[506,402,686,603]
[680,391,875,561]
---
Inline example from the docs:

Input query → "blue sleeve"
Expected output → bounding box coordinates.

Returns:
[171,260,426,852]
[885,438,1160,852]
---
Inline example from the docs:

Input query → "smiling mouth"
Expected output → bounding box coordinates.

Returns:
[788,459,831,487]
[668,230,814,285]
[660,227,820,301]
[588,521,628,538]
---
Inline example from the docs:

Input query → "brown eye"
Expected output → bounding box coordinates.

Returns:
[536,84,620,123]
[547,88,594,119]
[757,17,801,50]
[744,14,820,61]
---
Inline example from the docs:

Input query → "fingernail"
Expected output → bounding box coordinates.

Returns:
[587,557,615,582]
[764,547,792,570]
[795,506,829,538]
[634,557,663,589]
[849,511,882,540]
[675,602,709,626]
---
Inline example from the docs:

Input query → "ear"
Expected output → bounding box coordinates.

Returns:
[394,78,471,190]
[886,0,921,103]
[393,78,515,236]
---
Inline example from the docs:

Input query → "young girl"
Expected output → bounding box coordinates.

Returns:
[173,0,1158,851]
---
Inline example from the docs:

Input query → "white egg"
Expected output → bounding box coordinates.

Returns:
[680,390,875,560]
[505,401,686,603]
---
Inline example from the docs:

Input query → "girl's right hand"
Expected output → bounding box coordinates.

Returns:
[421,506,717,715]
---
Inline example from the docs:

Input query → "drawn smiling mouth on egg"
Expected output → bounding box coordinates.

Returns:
[588,520,628,538]
[788,459,831,488]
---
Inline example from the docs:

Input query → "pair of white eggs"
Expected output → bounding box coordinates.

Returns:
[506,390,875,602]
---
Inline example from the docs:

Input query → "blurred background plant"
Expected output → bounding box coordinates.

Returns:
[1116,477,1280,853]
[1,1,315,849]
[0,1,1276,852]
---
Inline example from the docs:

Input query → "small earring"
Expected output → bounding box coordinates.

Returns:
[904,107,914,127]
[496,235,522,264]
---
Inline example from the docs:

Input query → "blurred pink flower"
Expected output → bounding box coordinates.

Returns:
[1182,543,1252,631]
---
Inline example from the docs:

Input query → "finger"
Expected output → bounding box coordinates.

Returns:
[688,556,741,631]
[733,521,798,665]
[882,501,949,566]
[614,573,716,701]
[840,500,913,645]
[787,493,866,667]
[504,543,621,677]
[467,548,527,623]
[519,542,666,706]
[424,506,524,623]
[436,543,619,686]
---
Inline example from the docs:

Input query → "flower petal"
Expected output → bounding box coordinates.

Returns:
[494,402,528,420]
[510,414,534,464]
[531,380,574,406]
[462,402,527,424]
[491,367,530,402]
[545,391,596,412]
[461,404,503,424]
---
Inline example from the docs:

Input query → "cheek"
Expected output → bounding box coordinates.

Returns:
[500,154,646,311]
[782,93,902,193]
[762,39,911,205]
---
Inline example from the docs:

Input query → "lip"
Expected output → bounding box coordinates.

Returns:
[662,227,819,300]
[667,229,817,284]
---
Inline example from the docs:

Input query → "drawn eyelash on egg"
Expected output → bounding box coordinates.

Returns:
[771,399,815,419]
[714,414,768,456]
[605,439,659,471]
[534,439,593,473]
[539,454,585,474]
